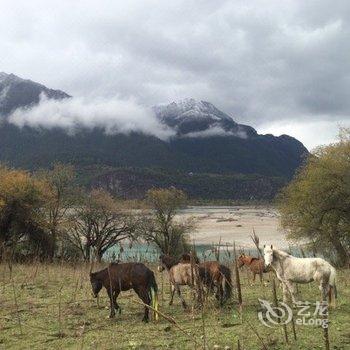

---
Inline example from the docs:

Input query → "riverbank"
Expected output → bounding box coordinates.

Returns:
[178,206,288,248]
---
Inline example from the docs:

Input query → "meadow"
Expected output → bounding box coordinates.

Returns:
[0,261,349,350]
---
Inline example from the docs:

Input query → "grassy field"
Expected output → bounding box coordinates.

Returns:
[0,262,349,350]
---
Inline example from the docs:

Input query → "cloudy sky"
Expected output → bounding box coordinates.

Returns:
[1,0,349,149]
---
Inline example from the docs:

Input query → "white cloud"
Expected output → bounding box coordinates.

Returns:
[8,94,175,140]
[183,126,247,139]
[258,119,350,151]
[1,0,350,147]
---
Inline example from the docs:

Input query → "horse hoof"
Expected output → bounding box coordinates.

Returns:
[142,318,149,323]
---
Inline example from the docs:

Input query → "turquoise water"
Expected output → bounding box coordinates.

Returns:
[105,243,271,263]
[104,242,318,263]
[105,242,233,263]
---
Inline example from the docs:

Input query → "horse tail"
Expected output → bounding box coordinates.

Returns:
[329,266,337,300]
[149,271,159,321]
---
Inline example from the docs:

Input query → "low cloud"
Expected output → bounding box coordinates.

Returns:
[183,126,247,139]
[8,94,175,140]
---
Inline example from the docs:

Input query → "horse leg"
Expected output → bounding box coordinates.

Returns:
[316,271,330,303]
[169,284,175,306]
[281,282,290,303]
[259,272,263,284]
[319,282,329,302]
[217,283,224,306]
[175,284,187,309]
[286,281,298,304]
[113,290,121,314]
[253,273,256,283]
[328,285,332,306]
[107,288,116,319]
[220,284,224,306]
[134,287,150,322]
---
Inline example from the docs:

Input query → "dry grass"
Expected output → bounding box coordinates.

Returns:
[0,262,349,349]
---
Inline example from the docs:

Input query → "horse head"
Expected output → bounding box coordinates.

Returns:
[263,244,274,271]
[237,254,246,267]
[89,271,103,298]
[158,254,176,271]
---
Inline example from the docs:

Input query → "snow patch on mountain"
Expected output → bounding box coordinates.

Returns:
[154,98,255,138]
[154,98,233,122]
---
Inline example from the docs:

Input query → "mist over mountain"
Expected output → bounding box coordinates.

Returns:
[0,73,308,200]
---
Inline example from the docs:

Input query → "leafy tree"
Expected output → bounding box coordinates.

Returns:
[139,187,194,256]
[278,129,350,265]
[0,165,48,260]
[37,163,77,260]
[66,189,135,262]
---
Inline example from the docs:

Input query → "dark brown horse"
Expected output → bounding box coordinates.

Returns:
[237,253,265,283]
[90,262,158,322]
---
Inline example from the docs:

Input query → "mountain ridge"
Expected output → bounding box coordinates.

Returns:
[0,72,70,116]
[0,73,308,199]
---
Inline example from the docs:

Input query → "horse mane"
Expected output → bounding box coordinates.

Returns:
[250,257,262,263]
[160,253,200,270]
[90,267,107,280]
[273,248,291,260]
[179,253,200,264]
[239,255,260,265]
[159,254,178,270]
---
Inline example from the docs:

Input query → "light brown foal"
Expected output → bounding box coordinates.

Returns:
[237,253,265,283]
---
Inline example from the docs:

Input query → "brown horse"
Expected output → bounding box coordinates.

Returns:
[159,254,199,309]
[159,254,232,307]
[198,261,232,305]
[90,262,158,322]
[237,253,265,283]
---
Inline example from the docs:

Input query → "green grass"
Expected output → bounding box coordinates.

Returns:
[0,262,349,349]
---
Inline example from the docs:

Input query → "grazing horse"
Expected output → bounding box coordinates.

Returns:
[159,254,232,307]
[159,254,199,309]
[90,262,158,322]
[237,254,265,283]
[263,245,337,305]
[198,261,232,305]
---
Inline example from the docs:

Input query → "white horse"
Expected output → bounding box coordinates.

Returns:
[263,245,337,306]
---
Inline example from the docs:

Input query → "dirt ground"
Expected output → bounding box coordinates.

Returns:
[178,206,289,248]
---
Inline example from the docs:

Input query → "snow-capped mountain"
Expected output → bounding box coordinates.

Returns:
[0,73,308,191]
[0,72,69,116]
[154,98,256,137]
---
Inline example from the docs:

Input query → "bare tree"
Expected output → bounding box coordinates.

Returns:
[139,188,194,256]
[66,189,136,262]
